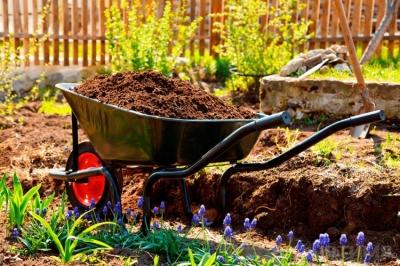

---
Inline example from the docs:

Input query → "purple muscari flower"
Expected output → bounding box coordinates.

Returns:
[366,242,374,253]
[84,213,91,220]
[126,208,132,217]
[114,201,121,214]
[42,207,47,216]
[306,251,313,262]
[152,206,159,216]
[198,204,206,218]
[224,226,233,239]
[364,253,372,264]
[339,234,348,246]
[11,228,19,238]
[35,208,40,215]
[177,224,183,234]
[117,218,123,225]
[102,205,108,216]
[107,201,112,209]
[299,244,305,253]
[356,231,365,246]
[160,201,166,215]
[319,233,330,247]
[216,255,225,263]
[73,206,80,218]
[295,240,303,252]
[250,218,257,230]
[152,221,160,230]
[89,198,96,209]
[137,197,144,209]
[288,230,294,241]
[223,213,231,227]
[66,210,73,220]
[243,218,251,231]
[312,239,321,252]
[192,214,200,226]
[275,235,283,246]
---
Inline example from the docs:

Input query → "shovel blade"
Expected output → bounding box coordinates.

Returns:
[350,124,370,138]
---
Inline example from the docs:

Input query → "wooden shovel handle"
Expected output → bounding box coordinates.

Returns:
[333,0,366,89]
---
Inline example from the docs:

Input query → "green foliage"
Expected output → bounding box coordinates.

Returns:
[380,133,400,168]
[311,138,341,165]
[38,100,71,116]
[0,39,22,103]
[214,0,311,76]
[5,173,41,229]
[32,210,115,263]
[105,0,201,75]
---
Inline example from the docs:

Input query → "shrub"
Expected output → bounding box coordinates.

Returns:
[0,39,22,103]
[105,0,201,76]
[213,0,311,88]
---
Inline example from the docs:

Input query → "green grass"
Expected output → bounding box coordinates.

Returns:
[38,100,71,116]
[310,53,400,83]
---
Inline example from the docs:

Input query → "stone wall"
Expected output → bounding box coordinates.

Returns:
[260,75,400,120]
[11,66,98,98]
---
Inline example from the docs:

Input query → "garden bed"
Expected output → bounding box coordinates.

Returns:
[0,103,400,264]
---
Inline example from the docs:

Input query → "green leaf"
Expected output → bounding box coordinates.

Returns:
[204,253,216,266]
[188,248,196,266]
[31,212,65,258]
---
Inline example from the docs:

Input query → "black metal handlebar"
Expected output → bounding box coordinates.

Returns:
[140,111,291,231]
[219,110,385,212]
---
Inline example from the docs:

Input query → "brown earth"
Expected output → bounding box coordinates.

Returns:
[75,71,255,119]
[1,104,400,264]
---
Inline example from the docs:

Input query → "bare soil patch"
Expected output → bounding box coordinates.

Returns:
[1,104,400,264]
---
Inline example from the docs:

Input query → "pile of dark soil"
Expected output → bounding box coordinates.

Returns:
[75,71,255,119]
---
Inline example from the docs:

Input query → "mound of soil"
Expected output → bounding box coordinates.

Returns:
[75,71,255,119]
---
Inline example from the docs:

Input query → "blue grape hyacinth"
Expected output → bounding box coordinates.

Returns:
[137,196,144,209]
[35,208,40,215]
[152,206,159,216]
[306,251,313,262]
[250,218,257,230]
[102,205,108,216]
[223,213,231,227]
[319,233,330,247]
[312,239,321,252]
[177,224,183,234]
[216,255,225,263]
[356,231,365,246]
[275,235,283,246]
[160,201,166,215]
[42,207,47,216]
[66,210,73,220]
[366,242,374,253]
[11,228,19,238]
[73,207,80,218]
[198,204,206,218]
[243,218,251,231]
[89,198,96,209]
[224,226,233,239]
[114,201,121,214]
[339,234,348,246]
[192,214,200,226]
[295,240,303,252]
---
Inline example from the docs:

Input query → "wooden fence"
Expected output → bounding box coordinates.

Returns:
[0,0,399,67]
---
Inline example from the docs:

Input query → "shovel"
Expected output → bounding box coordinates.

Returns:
[333,0,376,138]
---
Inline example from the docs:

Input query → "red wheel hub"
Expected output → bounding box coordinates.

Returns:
[72,152,106,207]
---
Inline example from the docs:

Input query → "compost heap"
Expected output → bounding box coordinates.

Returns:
[75,71,255,119]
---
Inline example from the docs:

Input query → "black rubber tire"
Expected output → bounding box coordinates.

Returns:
[65,141,123,212]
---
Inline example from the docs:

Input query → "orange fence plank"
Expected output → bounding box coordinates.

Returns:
[12,0,21,50]
[376,1,385,56]
[42,0,50,64]
[91,0,97,65]
[351,0,362,47]
[320,0,331,48]
[32,0,40,65]
[100,0,106,64]
[63,0,69,66]
[82,0,88,66]
[388,5,398,56]
[72,0,78,65]
[22,0,29,66]
[52,0,60,65]
[363,0,374,51]
[309,0,320,49]
[199,0,206,55]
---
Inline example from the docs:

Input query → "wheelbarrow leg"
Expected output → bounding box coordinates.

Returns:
[140,172,160,233]
[181,179,193,220]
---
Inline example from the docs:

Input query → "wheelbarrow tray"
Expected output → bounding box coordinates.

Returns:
[57,83,262,166]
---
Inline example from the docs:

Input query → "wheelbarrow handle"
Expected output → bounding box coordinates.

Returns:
[346,110,385,127]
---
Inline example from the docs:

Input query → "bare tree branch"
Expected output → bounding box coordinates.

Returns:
[360,0,400,64]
